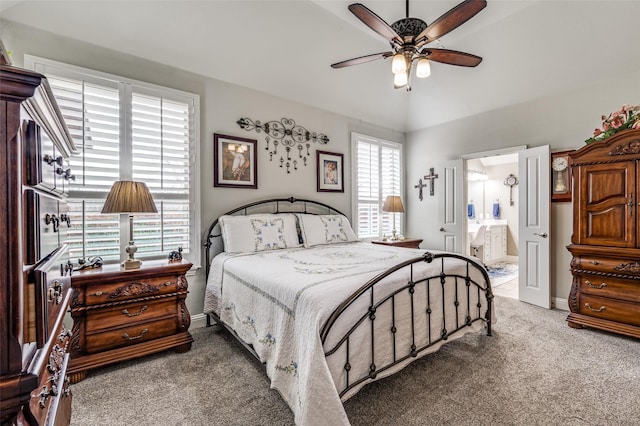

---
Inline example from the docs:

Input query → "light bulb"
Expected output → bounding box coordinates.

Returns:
[416,58,431,78]
[393,71,408,87]
[391,53,407,74]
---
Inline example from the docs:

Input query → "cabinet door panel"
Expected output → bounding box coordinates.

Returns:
[576,162,636,247]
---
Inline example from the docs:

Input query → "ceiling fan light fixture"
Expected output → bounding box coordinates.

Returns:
[416,58,431,78]
[393,70,408,88]
[391,52,407,74]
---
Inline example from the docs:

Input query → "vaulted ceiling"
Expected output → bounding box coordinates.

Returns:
[2,1,640,133]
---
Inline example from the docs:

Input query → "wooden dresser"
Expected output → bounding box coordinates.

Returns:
[68,259,193,383]
[567,129,640,338]
[0,65,76,425]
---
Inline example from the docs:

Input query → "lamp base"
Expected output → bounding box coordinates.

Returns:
[122,258,142,270]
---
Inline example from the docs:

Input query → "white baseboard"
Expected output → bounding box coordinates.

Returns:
[190,313,208,329]
[552,297,569,311]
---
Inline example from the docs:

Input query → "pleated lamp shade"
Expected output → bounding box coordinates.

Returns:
[382,195,405,213]
[101,181,157,214]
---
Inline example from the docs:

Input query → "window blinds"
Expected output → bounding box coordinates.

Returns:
[354,134,402,239]
[33,59,199,265]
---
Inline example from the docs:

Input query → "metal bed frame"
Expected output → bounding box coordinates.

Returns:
[203,196,493,399]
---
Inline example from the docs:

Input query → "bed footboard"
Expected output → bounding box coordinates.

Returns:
[320,251,493,399]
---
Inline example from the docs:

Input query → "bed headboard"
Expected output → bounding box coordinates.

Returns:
[203,196,346,277]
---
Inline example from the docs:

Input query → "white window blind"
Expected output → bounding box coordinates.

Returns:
[26,56,200,267]
[352,133,403,239]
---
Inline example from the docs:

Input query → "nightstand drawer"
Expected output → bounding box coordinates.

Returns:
[82,276,179,306]
[85,317,178,353]
[85,299,178,333]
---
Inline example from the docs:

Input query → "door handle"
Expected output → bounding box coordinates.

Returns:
[439,227,445,232]
[534,232,548,238]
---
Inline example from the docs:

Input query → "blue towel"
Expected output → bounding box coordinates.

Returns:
[467,203,475,219]
[492,202,500,219]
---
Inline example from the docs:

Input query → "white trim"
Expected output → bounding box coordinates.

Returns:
[552,297,569,311]
[190,313,208,330]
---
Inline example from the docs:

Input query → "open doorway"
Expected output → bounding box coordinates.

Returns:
[464,152,519,299]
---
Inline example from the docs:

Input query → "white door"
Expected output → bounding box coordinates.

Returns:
[518,145,551,308]
[438,159,464,253]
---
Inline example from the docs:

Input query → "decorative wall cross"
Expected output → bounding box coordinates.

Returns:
[414,178,427,201]
[424,168,439,196]
[236,117,329,174]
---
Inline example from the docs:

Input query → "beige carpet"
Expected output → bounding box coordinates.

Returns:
[70,296,640,425]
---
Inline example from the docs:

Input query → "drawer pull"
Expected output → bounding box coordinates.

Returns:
[585,280,607,289]
[37,386,51,408]
[122,305,148,317]
[91,291,106,297]
[43,154,63,166]
[63,377,71,397]
[585,303,606,313]
[58,329,73,341]
[589,260,601,265]
[122,329,149,341]
[163,281,174,286]
[48,280,63,304]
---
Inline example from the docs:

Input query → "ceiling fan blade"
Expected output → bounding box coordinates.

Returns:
[331,52,393,69]
[424,48,482,67]
[348,3,403,46]
[415,0,487,46]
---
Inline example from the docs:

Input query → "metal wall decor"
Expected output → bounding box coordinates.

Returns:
[423,168,439,196]
[503,173,519,206]
[236,117,329,174]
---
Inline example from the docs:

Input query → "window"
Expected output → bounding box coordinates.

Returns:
[352,132,403,239]
[26,56,200,267]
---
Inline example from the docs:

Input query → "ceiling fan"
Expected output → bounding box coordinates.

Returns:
[331,0,487,90]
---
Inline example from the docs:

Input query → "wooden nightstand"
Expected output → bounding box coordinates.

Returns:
[372,238,423,249]
[68,259,193,383]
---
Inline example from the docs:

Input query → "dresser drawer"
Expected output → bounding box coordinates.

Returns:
[573,255,640,277]
[26,320,73,426]
[578,294,640,327]
[82,275,180,306]
[85,299,178,333]
[577,275,640,303]
[32,247,71,347]
[85,317,178,353]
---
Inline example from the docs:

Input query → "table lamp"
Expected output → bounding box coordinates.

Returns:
[101,180,157,269]
[382,195,404,241]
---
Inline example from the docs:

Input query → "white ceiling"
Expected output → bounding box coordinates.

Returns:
[2,0,640,133]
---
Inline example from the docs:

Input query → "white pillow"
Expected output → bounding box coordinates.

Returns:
[219,214,302,253]
[296,214,359,247]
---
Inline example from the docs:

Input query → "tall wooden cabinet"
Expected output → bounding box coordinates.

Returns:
[0,65,76,424]
[567,129,640,338]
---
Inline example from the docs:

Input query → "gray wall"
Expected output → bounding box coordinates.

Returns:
[405,67,640,304]
[1,21,404,324]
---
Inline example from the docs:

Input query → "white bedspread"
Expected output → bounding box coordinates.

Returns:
[204,242,491,425]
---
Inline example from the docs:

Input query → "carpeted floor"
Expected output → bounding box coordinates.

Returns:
[70,296,640,425]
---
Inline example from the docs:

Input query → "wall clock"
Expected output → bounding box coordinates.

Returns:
[551,150,573,202]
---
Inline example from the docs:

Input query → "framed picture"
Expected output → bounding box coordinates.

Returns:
[551,150,573,202]
[213,133,257,189]
[317,150,344,192]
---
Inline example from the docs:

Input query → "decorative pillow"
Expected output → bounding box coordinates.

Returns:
[219,214,302,253]
[296,214,359,247]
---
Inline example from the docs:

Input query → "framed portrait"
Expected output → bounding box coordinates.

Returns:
[317,150,344,193]
[213,133,257,189]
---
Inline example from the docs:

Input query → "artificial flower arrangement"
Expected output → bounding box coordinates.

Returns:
[585,104,640,144]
